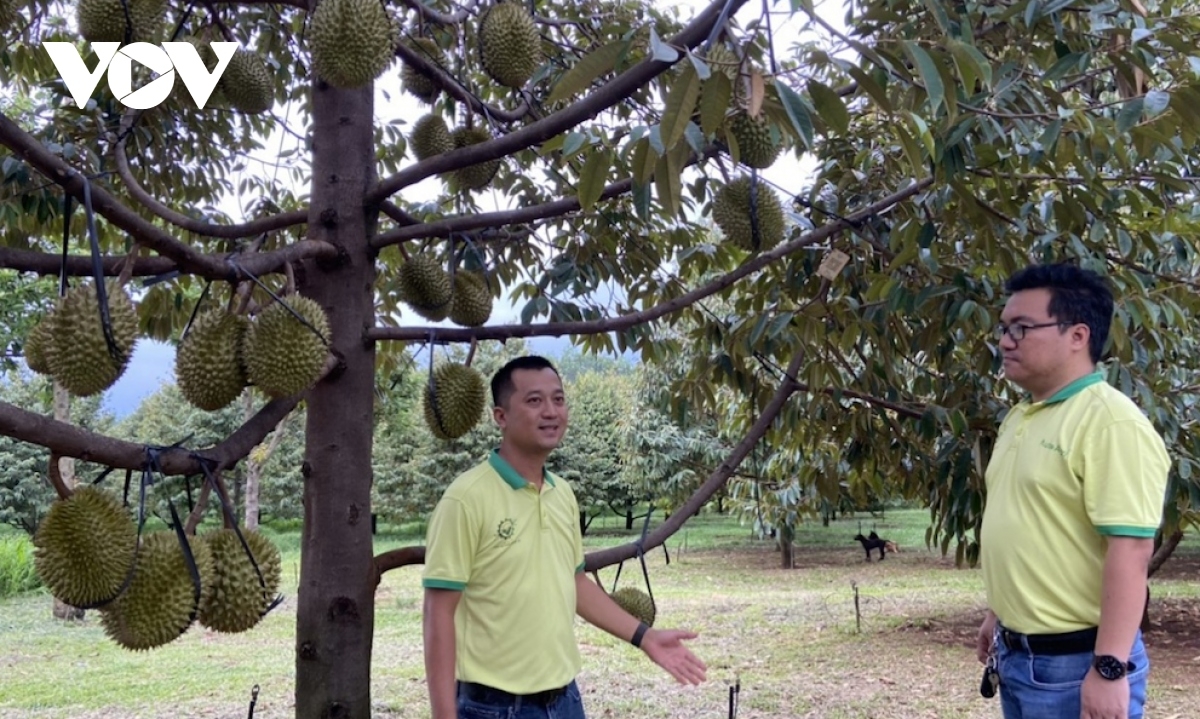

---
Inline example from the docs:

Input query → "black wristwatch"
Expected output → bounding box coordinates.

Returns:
[1093,655,1135,681]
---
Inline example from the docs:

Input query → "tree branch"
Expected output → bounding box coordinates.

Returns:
[393,0,468,24]
[394,39,529,124]
[114,131,308,239]
[367,177,933,341]
[0,113,337,278]
[368,0,750,203]
[369,349,807,579]
[0,356,334,474]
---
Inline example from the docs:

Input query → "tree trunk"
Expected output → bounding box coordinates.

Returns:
[293,80,377,719]
[579,510,587,537]
[779,523,795,569]
[243,391,261,531]
[1141,528,1185,632]
[51,382,83,622]
[625,507,633,530]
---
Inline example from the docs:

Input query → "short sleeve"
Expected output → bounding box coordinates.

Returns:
[1083,420,1170,538]
[422,495,477,590]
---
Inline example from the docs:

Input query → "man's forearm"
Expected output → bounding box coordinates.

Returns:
[423,593,459,719]
[575,574,642,643]
[1094,537,1154,662]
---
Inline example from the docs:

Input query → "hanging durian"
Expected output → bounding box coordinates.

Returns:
[410,114,454,161]
[175,310,249,411]
[309,0,398,89]
[46,280,139,397]
[478,1,542,89]
[33,486,137,609]
[198,528,282,634]
[448,270,493,327]
[242,296,329,398]
[397,254,453,321]
[423,363,487,440]
[711,176,785,252]
[449,126,501,191]
[76,0,165,43]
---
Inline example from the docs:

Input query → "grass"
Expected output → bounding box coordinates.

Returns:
[1,509,1197,718]
[0,535,42,599]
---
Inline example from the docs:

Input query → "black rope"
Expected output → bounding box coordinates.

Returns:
[226,256,330,346]
[748,171,762,251]
[179,280,214,341]
[81,178,126,364]
[145,445,204,626]
[59,195,73,298]
[761,0,778,75]
[426,335,452,438]
[247,684,260,719]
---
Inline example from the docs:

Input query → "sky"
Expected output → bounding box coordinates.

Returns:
[94,0,832,418]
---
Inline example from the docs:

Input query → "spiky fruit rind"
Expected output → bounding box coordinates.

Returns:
[478,2,542,89]
[198,529,282,633]
[423,363,487,440]
[450,126,501,191]
[309,0,396,89]
[76,0,165,42]
[33,486,137,608]
[101,531,215,651]
[611,587,656,627]
[24,312,55,375]
[449,271,493,327]
[397,255,453,321]
[1,0,21,31]
[242,296,329,398]
[727,111,781,169]
[176,310,249,412]
[47,280,138,397]
[712,176,785,252]
[410,114,454,161]
[400,37,445,103]
[217,49,274,113]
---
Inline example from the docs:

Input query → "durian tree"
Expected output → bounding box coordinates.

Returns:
[4,0,1200,715]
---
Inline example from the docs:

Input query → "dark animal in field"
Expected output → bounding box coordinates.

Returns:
[854,532,899,561]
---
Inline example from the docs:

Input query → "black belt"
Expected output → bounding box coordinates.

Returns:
[999,626,1098,656]
[457,681,569,707]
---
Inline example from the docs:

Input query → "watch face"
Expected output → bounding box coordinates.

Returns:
[1094,655,1127,681]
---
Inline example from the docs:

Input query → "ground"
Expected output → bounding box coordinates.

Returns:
[0,511,1196,718]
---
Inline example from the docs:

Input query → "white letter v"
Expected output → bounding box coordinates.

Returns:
[44,42,121,109]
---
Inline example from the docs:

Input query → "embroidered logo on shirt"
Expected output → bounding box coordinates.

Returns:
[1040,439,1067,458]
[496,518,516,541]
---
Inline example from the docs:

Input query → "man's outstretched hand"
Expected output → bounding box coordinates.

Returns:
[640,628,708,685]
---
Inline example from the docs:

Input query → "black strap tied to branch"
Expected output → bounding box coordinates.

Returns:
[226,255,330,347]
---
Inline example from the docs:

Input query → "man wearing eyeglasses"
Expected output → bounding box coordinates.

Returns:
[975,263,1170,719]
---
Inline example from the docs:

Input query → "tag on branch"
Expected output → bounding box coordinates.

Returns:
[816,250,850,280]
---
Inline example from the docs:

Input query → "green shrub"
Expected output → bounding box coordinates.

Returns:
[0,535,42,598]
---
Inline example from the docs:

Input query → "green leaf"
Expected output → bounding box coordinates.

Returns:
[661,62,701,152]
[806,80,850,135]
[921,0,954,35]
[577,147,613,212]
[649,27,679,63]
[1116,97,1144,134]
[654,151,682,218]
[907,111,936,158]
[773,79,814,149]
[547,40,629,104]
[562,131,588,157]
[1144,90,1170,116]
[904,42,945,114]
[631,137,656,186]
[700,72,732,136]
[946,39,992,91]
[844,63,893,112]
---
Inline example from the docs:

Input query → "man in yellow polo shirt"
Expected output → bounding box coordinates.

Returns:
[422,356,707,719]
[976,263,1170,719]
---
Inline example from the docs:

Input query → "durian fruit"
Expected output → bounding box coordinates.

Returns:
[712,176,785,252]
[1,0,21,32]
[33,486,137,609]
[23,311,55,376]
[175,310,249,412]
[101,531,215,651]
[410,114,454,161]
[76,0,165,42]
[423,363,487,440]
[611,587,656,627]
[478,1,542,89]
[450,126,501,191]
[242,296,330,398]
[217,49,274,114]
[726,111,781,169]
[400,37,446,104]
[448,271,493,327]
[198,528,282,633]
[309,0,397,89]
[397,254,453,321]
[46,280,138,397]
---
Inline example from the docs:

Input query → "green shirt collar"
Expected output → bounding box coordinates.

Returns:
[1040,370,1106,405]
[489,449,556,489]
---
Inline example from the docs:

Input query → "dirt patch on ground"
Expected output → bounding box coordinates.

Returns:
[894,596,1200,679]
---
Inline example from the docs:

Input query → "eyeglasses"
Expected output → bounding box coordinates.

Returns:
[993,321,1069,341]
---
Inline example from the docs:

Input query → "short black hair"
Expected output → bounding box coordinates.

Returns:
[491,355,560,407]
[1005,263,1114,362]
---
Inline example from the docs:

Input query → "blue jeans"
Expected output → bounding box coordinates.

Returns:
[457,680,586,719]
[995,629,1149,719]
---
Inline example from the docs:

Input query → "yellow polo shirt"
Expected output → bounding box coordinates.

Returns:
[422,451,585,694]
[980,371,1170,634]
